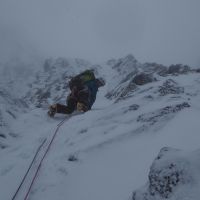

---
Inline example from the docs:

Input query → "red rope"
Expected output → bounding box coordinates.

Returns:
[23,117,67,200]
[11,139,46,200]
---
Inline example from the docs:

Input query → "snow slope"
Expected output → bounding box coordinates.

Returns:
[0,55,200,200]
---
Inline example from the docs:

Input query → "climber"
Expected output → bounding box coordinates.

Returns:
[48,70,105,117]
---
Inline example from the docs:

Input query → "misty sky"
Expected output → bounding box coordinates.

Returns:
[0,0,200,67]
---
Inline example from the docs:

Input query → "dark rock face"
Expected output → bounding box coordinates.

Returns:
[105,55,140,100]
[195,68,200,73]
[132,147,199,200]
[0,134,6,138]
[106,73,156,102]
[118,82,137,99]
[123,104,140,114]
[105,81,137,101]
[158,79,184,96]
[68,154,78,162]
[142,63,168,76]
[137,102,190,126]
[167,64,190,75]
[0,132,6,149]
[129,104,140,111]
[0,111,7,149]
[0,111,5,128]
[132,73,156,86]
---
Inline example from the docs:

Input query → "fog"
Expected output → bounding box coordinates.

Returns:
[0,0,200,67]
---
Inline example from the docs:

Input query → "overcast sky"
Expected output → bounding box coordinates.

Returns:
[0,0,200,67]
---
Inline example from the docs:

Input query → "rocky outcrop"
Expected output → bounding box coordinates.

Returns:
[158,79,184,96]
[135,103,190,133]
[142,62,168,76]
[132,73,156,86]
[105,55,195,102]
[106,73,156,101]
[167,64,190,75]
[132,147,200,200]
[0,87,28,149]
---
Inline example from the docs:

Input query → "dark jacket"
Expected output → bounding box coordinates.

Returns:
[69,79,99,110]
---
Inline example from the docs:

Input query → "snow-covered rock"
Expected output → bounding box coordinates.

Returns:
[0,86,28,149]
[105,56,193,102]
[167,64,190,75]
[158,79,184,96]
[132,147,200,200]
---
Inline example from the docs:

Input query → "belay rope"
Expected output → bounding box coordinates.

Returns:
[11,139,47,200]
[11,117,68,200]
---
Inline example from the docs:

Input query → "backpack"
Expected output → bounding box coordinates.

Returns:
[69,70,95,90]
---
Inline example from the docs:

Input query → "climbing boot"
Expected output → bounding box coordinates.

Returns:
[48,104,57,117]
[77,102,88,112]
